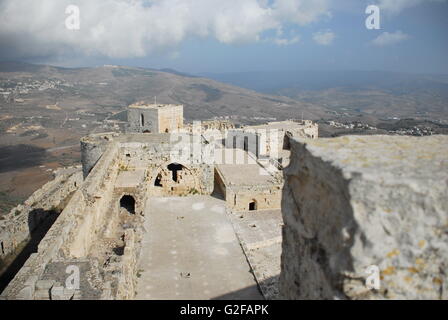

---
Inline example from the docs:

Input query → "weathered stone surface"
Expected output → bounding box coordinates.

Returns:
[0,166,82,283]
[280,135,448,300]
[2,105,321,300]
[127,103,183,134]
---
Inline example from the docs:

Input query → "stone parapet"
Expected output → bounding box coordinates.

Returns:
[280,135,448,300]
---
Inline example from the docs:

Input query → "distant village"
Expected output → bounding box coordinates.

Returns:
[325,120,438,136]
[0,78,73,103]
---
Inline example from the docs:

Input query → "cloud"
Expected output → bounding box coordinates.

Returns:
[0,0,330,60]
[313,30,335,45]
[377,0,446,14]
[274,36,300,46]
[371,31,410,46]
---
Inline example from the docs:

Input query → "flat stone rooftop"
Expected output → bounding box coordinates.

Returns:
[115,169,145,188]
[216,163,276,186]
[128,103,182,110]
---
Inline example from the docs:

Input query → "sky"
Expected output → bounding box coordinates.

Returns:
[0,0,447,74]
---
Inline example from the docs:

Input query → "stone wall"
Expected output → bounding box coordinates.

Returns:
[119,138,214,197]
[127,104,183,134]
[280,135,448,300]
[226,129,260,158]
[231,120,319,161]
[1,130,216,299]
[80,133,118,178]
[0,142,142,299]
[115,229,139,300]
[226,184,283,212]
[289,120,319,140]
[127,106,159,133]
[158,104,183,133]
[0,167,82,269]
[0,189,86,299]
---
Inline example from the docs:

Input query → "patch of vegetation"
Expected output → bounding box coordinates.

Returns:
[263,97,285,104]
[19,130,39,137]
[118,164,129,172]
[0,117,22,134]
[189,188,199,195]
[112,69,157,78]
[190,84,223,102]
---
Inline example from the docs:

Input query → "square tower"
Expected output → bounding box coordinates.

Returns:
[127,102,184,133]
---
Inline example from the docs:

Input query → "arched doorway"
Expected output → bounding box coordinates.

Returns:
[151,163,199,195]
[120,195,136,214]
[249,200,257,211]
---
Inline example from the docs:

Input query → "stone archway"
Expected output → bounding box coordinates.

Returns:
[120,195,136,214]
[150,162,200,195]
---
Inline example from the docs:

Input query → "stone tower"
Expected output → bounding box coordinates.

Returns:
[127,102,183,134]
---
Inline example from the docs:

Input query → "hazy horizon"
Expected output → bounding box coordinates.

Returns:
[3,60,448,78]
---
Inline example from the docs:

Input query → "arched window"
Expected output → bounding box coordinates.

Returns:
[167,163,184,182]
[154,174,162,187]
[140,113,144,127]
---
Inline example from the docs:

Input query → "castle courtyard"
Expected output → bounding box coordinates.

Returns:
[135,196,263,300]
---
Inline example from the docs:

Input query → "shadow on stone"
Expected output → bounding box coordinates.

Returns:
[211,276,280,300]
[0,208,60,294]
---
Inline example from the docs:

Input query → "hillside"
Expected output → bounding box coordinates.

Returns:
[0,62,327,126]
[203,70,448,122]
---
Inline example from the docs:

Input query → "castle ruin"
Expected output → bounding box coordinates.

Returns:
[0,102,446,300]
[0,103,317,299]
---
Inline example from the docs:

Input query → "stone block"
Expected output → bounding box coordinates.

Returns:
[280,135,448,300]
